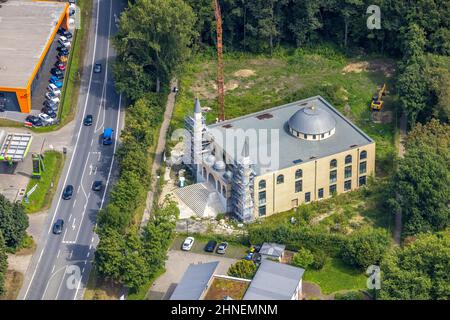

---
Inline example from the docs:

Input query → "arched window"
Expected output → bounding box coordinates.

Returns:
[277,174,284,184]
[295,169,303,179]
[330,159,337,169]
[222,185,226,196]
[360,150,367,160]
[259,180,266,190]
[345,155,352,164]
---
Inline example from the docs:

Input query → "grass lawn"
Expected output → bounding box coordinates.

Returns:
[83,268,123,300]
[23,151,64,213]
[172,47,397,176]
[171,234,248,260]
[303,257,367,295]
[0,270,24,300]
[203,277,250,300]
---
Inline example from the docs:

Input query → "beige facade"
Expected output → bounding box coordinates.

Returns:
[253,142,375,218]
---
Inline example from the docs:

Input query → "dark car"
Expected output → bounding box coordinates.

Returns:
[92,180,103,191]
[57,27,66,36]
[25,115,43,127]
[84,114,93,126]
[50,68,64,76]
[58,50,69,57]
[216,242,228,254]
[43,100,58,110]
[204,240,217,253]
[62,31,73,39]
[93,63,102,73]
[62,185,74,200]
[42,107,57,118]
[55,61,65,68]
[53,219,64,235]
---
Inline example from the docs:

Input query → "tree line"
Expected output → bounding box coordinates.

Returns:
[0,194,28,295]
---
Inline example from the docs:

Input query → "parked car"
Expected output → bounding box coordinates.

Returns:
[93,63,102,73]
[216,242,228,254]
[58,50,69,57]
[45,91,59,100]
[182,237,195,251]
[55,61,65,68]
[83,114,93,126]
[25,115,43,127]
[53,81,63,89]
[92,181,103,191]
[50,68,64,76]
[43,100,58,111]
[46,96,60,105]
[204,240,217,253]
[62,30,72,39]
[57,55,68,63]
[57,64,66,71]
[53,219,64,235]
[57,27,66,36]
[62,185,74,200]
[50,75,61,83]
[41,107,57,118]
[58,36,71,48]
[56,46,69,53]
[38,113,55,125]
[245,252,254,260]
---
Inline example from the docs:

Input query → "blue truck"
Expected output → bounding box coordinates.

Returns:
[102,128,113,145]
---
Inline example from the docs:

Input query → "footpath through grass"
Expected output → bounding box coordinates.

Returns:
[303,257,367,294]
[23,151,64,213]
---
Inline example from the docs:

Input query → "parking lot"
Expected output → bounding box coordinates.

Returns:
[147,250,238,300]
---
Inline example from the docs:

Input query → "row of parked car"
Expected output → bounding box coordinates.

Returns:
[26,28,72,127]
[181,237,229,254]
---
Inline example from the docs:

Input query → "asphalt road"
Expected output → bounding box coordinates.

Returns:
[19,0,125,300]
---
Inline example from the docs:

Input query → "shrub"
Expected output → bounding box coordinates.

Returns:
[334,291,365,300]
[311,250,328,270]
[228,260,257,279]
[341,228,390,269]
[292,248,314,269]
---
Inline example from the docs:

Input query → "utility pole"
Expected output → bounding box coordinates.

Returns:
[213,0,225,122]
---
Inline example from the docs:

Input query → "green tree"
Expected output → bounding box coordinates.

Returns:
[0,231,7,295]
[292,248,314,269]
[114,0,196,98]
[380,231,450,300]
[228,260,257,279]
[0,194,29,250]
[387,120,450,236]
[341,228,390,269]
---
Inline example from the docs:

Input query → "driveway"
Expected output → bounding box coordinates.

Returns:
[147,250,237,300]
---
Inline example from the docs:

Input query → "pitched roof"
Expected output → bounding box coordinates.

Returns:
[259,242,285,258]
[170,261,219,300]
[243,259,305,300]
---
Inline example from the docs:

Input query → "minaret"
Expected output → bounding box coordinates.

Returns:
[192,98,204,181]
[240,137,254,220]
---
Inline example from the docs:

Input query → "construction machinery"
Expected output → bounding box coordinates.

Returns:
[370,83,387,111]
[213,0,225,122]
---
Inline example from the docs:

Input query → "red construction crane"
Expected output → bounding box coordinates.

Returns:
[213,0,225,122]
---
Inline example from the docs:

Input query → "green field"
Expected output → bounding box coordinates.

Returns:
[173,47,397,176]
[23,151,64,213]
[303,258,367,295]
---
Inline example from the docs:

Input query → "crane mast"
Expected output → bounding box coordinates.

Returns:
[213,0,225,122]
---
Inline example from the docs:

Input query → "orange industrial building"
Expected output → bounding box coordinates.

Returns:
[0,1,69,113]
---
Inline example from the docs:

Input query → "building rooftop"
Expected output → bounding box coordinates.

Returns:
[0,1,68,88]
[288,104,336,135]
[207,96,374,175]
[243,259,304,300]
[259,242,285,258]
[170,261,219,300]
[0,130,33,162]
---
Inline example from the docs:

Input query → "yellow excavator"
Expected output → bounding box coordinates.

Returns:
[370,83,387,111]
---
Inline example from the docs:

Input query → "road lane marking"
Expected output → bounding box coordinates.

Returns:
[57,249,60,258]
[72,199,77,208]
[74,0,116,301]
[23,0,101,300]
[51,265,56,274]
[72,218,76,230]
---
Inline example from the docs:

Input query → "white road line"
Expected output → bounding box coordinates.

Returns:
[74,0,116,301]
[57,249,60,259]
[72,199,77,208]
[23,0,101,300]
[77,185,81,194]
[51,265,56,274]
[69,214,72,221]
[72,218,76,230]
[90,139,94,146]
[91,236,95,243]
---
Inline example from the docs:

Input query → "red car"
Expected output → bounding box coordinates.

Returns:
[57,64,66,71]
[55,61,65,68]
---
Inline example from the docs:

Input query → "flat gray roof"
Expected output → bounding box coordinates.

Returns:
[0,130,33,162]
[170,261,219,300]
[208,96,374,175]
[243,259,304,300]
[0,1,67,88]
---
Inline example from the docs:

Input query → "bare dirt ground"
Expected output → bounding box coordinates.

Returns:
[233,69,256,78]
[342,59,396,77]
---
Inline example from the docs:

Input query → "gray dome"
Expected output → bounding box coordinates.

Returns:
[288,106,336,135]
